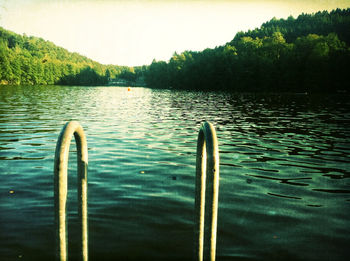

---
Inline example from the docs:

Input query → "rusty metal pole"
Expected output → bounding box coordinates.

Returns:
[54,121,88,261]
[194,122,220,261]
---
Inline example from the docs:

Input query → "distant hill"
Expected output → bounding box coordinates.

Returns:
[1,8,350,91]
[230,8,350,45]
[145,8,350,92]
[0,26,145,86]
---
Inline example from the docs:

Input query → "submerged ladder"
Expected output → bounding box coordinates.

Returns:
[54,121,219,261]
[54,121,88,261]
[195,122,220,261]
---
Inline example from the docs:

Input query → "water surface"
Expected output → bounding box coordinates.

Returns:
[0,86,349,260]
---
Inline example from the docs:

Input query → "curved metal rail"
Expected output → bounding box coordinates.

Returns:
[53,120,219,261]
[194,121,220,261]
[54,121,88,261]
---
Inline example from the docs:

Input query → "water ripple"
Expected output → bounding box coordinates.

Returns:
[0,87,350,260]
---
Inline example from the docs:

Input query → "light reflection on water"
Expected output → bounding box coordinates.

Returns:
[0,86,349,260]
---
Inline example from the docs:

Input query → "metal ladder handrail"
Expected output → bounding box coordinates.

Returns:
[54,121,88,261]
[194,121,220,261]
[53,121,219,261]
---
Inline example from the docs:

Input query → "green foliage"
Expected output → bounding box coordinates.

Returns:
[0,27,133,86]
[231,9,350,45]
[1,8,349,91]
[58,67,108,86]
[144,8,350,92]
[145,60,169,88]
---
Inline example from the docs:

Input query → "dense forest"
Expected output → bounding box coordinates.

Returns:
[145,8,350,92]
[1,8,350,91]
[0,26,146,86]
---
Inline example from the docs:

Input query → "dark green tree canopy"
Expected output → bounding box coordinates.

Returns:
[144,8,350,92]
[0,27,137,86]
[1,8,350,91]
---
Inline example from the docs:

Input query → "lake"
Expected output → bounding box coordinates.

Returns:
[0,85,349,261]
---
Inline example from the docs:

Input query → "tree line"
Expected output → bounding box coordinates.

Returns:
[1,8,350,91]
[0,26,144,86]
[144,8,350,92]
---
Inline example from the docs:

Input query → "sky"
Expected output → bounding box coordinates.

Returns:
[0,0,349,66]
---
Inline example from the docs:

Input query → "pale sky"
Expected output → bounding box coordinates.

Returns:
[0,0,349,66]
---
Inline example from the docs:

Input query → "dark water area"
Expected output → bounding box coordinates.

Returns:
[0,85,349,261]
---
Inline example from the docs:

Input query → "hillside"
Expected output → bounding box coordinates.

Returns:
[145,8,350,92]
[1,8,350,91]
[0,26,143,86]
[231,8,350,45]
